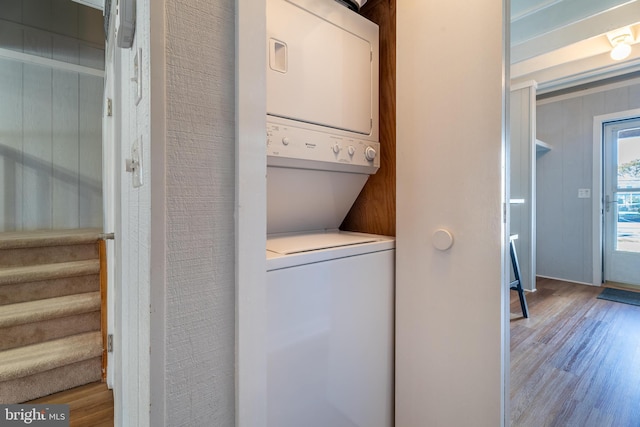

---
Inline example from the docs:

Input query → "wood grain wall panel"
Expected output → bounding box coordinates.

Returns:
[559,97,584,279]
[51,0,79,39]
[78,75,102,228]
[77,5,105,45]
[0,20,24,52]
[536,101,564,279]
[0,58,24,231]
[0,0,22,21]
[23,28,53,58]
[22,63,53,229]
[78,45,105,70]
[0,4,104,231]
[341,0,396,236]
[52,69,80,229]
[22,0,53,33]
[604,86,630,113]
[53,36,81,64]
[579,92,605,281]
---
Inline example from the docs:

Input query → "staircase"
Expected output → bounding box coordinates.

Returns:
[0,229,106,403]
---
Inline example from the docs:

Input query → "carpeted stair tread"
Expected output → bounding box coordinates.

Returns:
[0,228,104,250]
[0,260,100,286]
[0,243,99,268]
[0,292,100,328]
[1,358,102,404]
[0,331,102,382]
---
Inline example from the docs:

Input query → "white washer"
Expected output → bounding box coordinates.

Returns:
[266,231,394,427]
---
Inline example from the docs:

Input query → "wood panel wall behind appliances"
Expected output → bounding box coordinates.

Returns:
[341,0,396,236]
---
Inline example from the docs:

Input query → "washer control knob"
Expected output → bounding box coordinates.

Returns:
[282,137,290,146]
[365,146,377,161]
[332,143,340,154]
[348,146,355,156]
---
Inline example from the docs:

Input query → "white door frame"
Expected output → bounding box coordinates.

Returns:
[102,37,116,389]
[236,0,268,425]
[592,108,640,286]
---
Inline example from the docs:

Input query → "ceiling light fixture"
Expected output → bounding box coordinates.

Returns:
[607,27,634,61]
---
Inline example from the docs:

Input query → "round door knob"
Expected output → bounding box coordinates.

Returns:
[433,229,454,251]
[348,146,355,156]
[365,146,377,161]
[332,143,341,154]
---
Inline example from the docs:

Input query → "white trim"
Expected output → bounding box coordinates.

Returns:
[526,83,538,293]
[149,0,167,425]
[510,79,537,91]
[537,77,640,105]
[71,0,104,11]
[534,59,640,95]
[236,1,267,426]
[593,116,604,288]
[536,274,598,287]
[102,43,116,389]
[0,47,105,77]
[592,108,640,287]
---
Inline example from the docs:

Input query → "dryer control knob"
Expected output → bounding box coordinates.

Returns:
[348,145,355,156]
[332,143,341,154]
[365,146,377,161]
[282,137,290,146]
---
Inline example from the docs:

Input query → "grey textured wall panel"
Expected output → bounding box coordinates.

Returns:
[165,0,235,425]
[537,81,640,284]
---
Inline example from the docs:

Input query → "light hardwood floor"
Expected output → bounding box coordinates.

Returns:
[27,381,113,427]
[511,277,640,426]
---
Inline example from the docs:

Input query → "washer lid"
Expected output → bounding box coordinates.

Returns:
[267,231,378,255]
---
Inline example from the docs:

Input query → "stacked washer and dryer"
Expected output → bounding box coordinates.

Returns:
[265,1,394,426]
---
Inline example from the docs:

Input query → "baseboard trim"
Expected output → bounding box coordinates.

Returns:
[536,275,597,287]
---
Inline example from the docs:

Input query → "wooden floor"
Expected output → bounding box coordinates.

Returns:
[511,277,640,427]
[27,382,113,427]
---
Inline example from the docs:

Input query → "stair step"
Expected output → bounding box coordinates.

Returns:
[0,311,100,352]
[0,260,100,286]
[0,292,100,329]
[0,274,100,306]
[0,228,104,250]
[0,243,99,268]
[0,331,102,383]
[1,358,102,404]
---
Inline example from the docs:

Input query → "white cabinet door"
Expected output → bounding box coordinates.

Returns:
[396,1,508,426]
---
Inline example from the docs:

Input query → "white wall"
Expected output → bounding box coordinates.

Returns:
[0,0,104,231]
[536,79,640,284]
[395,1,508,425]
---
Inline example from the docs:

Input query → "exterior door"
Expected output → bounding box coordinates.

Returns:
[603,119,640,285]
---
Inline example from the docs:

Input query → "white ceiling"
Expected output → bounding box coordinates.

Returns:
[511,0,640,93]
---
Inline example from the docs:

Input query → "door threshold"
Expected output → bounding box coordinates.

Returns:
[603,281,640,293]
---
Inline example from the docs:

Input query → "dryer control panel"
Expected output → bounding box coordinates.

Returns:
[267,120,380,172]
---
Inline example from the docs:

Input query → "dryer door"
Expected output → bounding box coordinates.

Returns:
[266,0,378,136]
